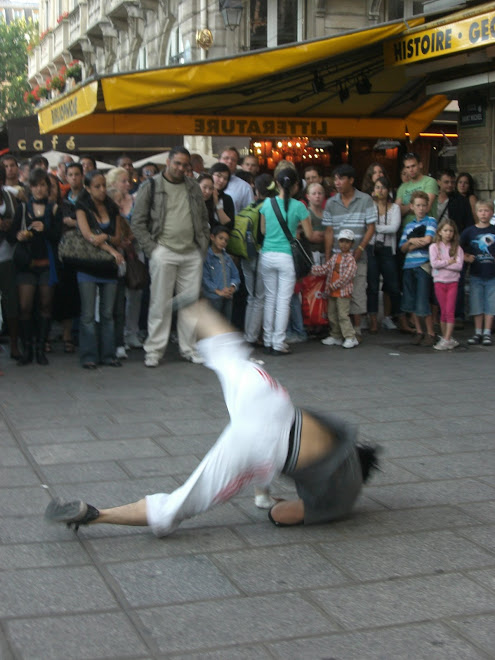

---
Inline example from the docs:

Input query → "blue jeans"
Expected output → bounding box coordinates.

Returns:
[79,280,117,365]
[287,293,307,338]
[401,266,432,317]
[367,246,401,315]
[209,296,233,321]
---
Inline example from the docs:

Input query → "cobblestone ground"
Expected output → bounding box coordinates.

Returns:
[0,327,494,659]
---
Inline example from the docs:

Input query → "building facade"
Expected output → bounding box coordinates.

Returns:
[28,1,425,86]
[0,0,38,24]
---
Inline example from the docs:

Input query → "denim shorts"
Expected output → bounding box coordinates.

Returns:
[469,276,495,316]
[401,266,432,317]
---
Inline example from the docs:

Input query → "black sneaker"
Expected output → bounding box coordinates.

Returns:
[44,498,100,531]
[467,334,482,345]
[482,335,493,346]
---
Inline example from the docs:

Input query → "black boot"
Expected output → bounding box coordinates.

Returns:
[36,317,50,365]
[17,320,33,366]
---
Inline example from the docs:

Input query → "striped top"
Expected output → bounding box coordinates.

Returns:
[399,216,437,269]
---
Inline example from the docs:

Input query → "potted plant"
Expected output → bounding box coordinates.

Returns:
[24,88,40,106]
[66,60,82,83]
[50,72,66,96]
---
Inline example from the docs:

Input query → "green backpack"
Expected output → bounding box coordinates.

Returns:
[227,201,263,259]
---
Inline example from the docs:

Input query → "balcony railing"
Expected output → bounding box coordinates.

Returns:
[40,34,53,68]
[88,0,105,29]
[28,46,40,80]
[53,20,69,58]
[69,2,88,44]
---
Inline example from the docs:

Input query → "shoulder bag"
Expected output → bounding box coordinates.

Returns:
[270,197,313,279]
[58,228,118,278]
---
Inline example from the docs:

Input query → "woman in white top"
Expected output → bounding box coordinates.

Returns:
[367,176,402,333]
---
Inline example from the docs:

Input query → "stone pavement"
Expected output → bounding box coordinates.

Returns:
[0,329,494,660]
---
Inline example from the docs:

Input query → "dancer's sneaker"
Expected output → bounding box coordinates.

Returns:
[254,493,277,509]
[45,498,100,531]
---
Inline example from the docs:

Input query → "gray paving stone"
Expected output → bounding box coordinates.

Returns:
[172,647,271,660]
[20,426,96,445]
[215,544,349,594]
[268,622,487,659]
[52,476,179,506]
[0,566,117,616]
[456,501,495,523]
[457,524,495,552]
[318,530,495,581]
[447,614,495,657]
[367,438,437,457]
[136,594,334,654]
[0,446,28,467]
[28,438,165,465]
[395,451,495,479]
[6,612,149,659]
[0,541,90,569]
[309,573,495,629]
[90,422,167,440]
[155,434,219,456]
[0,431,15,446]
[367,459,422,485]
[107,555,239,607]
[0,485,50,516]
[359,405,435,423]
[12,414,113,430]
[0,627,14,660]
[0,514,80,544]
[88,526,247,563]
[0,466,41,487]
[366,479,495,509]
[121,455,200,478]
[465,568,495,593]
[414,433,495,454]
[234,505,481,548]
[161,418,228,436]
[39,460,130,484]
[359,420,424,441]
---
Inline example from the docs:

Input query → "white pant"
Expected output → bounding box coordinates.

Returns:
[145,245,203,359]
[261,251,295,350]
[146,333,294,536]
[242,254,264,343]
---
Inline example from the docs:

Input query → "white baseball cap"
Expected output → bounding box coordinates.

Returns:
[338,229,355,241]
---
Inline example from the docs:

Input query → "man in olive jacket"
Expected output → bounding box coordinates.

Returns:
[132,146,210,367]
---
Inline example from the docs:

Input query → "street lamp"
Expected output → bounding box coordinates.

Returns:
[220,0,244,30]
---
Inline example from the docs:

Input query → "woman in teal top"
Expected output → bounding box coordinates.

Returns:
[260,168,314,355]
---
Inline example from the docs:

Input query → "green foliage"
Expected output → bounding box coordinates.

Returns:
[0,18,39,121]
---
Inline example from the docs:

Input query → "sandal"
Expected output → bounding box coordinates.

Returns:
[82,362,97,370]
[64,340,75,353]
[45,498,100,531]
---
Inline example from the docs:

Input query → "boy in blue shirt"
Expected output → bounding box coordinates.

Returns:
[460,200,495,345]
[202,225,240,321]
[399,190,437,346]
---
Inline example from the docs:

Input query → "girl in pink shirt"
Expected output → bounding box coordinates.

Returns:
[429,219,464,350]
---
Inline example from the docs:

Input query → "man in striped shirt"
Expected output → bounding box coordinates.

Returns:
[323,164,375,335]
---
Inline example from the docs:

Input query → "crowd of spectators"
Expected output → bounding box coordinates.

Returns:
[0,145,492,371]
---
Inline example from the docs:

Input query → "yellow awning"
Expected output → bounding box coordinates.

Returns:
[37,15,450,140]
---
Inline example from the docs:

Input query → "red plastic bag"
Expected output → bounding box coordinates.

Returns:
[301,275,328,326]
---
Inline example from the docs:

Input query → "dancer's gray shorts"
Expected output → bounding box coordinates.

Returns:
[286,409,363,525]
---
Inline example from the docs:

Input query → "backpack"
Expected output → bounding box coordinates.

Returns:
[227,201,263,259]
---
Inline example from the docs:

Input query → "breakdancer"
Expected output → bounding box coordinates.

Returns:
[45,300,378,534]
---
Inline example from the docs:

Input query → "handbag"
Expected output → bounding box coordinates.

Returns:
[124,244,149,290]
[301,275,328,326]
[58,229,118,278]
[12,204,33,271]
[270,198,313,279]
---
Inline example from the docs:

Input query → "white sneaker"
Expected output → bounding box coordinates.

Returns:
[249,357,265,365]
[144,354,159,368]
[126,333,143,349]
[449,338,459,349]
[381,316,398,331]
[182,351,205,365]
[342,337,359,349]
[321,336,343,346]
[254,493,276,509]
[433,338,449,351]
[116,346,128,359]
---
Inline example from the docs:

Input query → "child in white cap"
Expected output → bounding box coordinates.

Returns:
[312,228,359,348]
